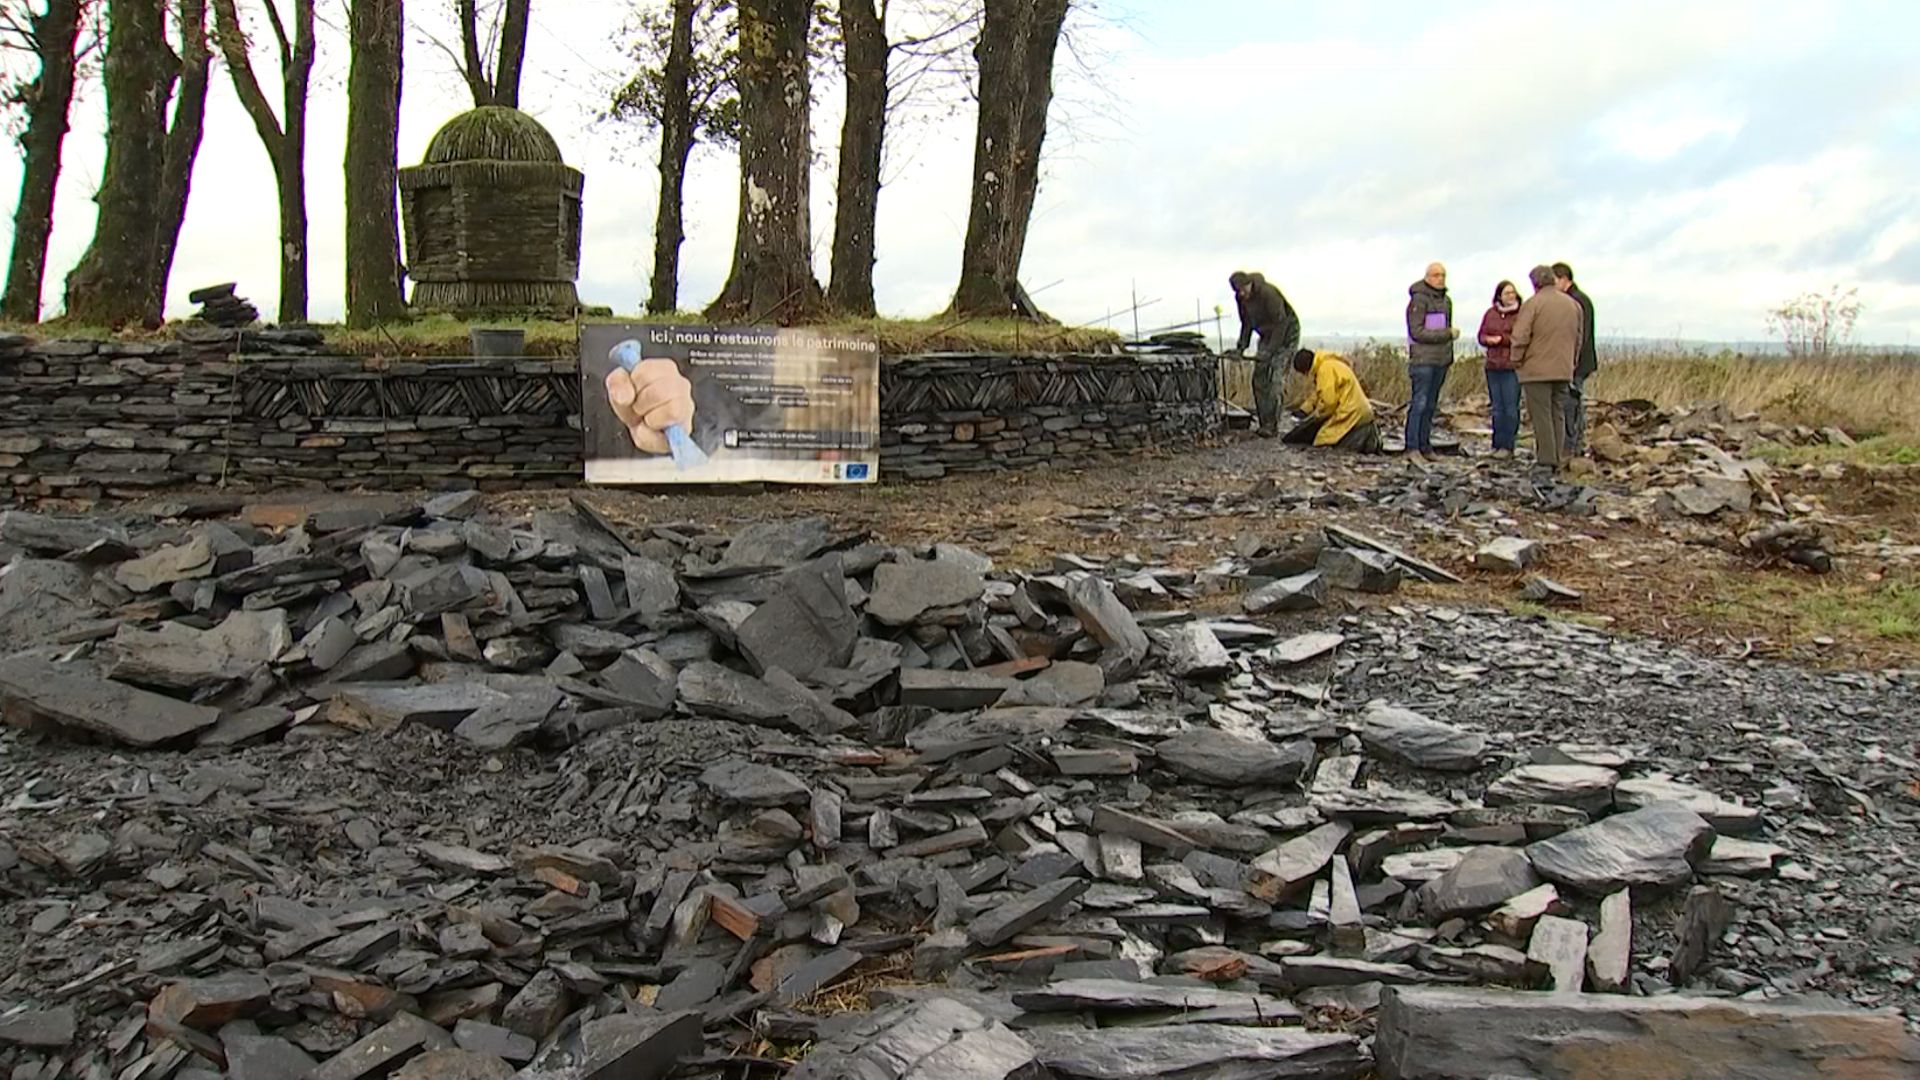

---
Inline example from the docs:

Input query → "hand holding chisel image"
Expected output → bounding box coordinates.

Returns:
[604,339,709,468]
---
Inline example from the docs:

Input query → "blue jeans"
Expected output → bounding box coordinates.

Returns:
[1486,368,1520,451]
[1406,364,1445,452]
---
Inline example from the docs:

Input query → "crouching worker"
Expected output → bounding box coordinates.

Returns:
[1284,349,1383,452]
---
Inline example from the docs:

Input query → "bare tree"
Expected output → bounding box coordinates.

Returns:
[345,0,406,327]
[1769,285,1862,359]
[149,0,209,320]
[605,0,739,314]
[453,0,528,107]
[826,0,975,316]
[0,0,96,322]
[211,0,315,323]
[706,0,821,323]
[63,0,176,326]
[948,0,1067,319]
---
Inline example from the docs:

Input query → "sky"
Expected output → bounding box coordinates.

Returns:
[3,0,1918,345]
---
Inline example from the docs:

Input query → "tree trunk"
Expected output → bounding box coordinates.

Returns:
[274,154,308,323]
[1,0,86,323]
[1002,0,1065,277]
[150,0,213,324]
[456,0,490,104]
[705,0,821,324]
[826,0,886,317]
[211,0,314,324]
[345,0,407,328]
[948,0,1031,318]
[493,0,530,108]
[645,0,695,314]
[65,0,177,328]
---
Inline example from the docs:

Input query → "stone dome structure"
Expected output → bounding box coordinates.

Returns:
[399,107,585,317]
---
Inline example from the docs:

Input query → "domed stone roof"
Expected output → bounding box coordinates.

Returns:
[423,106,565,165]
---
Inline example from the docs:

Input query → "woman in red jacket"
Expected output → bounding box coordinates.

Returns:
[1479,280,1522,456]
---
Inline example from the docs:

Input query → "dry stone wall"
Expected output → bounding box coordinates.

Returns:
[0,334,1218,500]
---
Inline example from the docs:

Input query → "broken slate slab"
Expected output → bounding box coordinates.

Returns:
[1312,785,1457,824]
[1613,775,1762,834]
[735,555,858,678]
[1522,576,1582,606]
[1242,571,1327,615]
[1524,803,1714,895]
[1419,847,1541,919]
[1360,705,1486,771]
[1028,1024,1366,1080]
[867,553,987,626]
[1248,822,1352,902]
[0,655,220,747]
[1587,889,1632,993]
[1159,622,1232,679]
[115,535,216,592]
[969,878,1090,947]
[1317,546,1403,593]
[1011,979,1302,1022]
[1485,764,1618,814]
[1064,573,1150,677]
[329,684,510,733]
[700,760,811,808]
[899,668,1015,710]
[787,998,1044,1080]
[308,1012,455,1080]
[1373,987,1920,1080]
[1526,914,1589,993]
[0,1007,76,1049]
[1266,631,1345,666]
[1155,729,1313,787]
[1473,537,1541,573]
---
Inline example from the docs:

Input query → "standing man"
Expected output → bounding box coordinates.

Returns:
[1405,262,1458,461]
[1553,262,1597,456]
[1229,271,1301,438]
[1511,264,1584,474]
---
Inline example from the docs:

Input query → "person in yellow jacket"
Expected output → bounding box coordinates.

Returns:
[1283,349,1383,452]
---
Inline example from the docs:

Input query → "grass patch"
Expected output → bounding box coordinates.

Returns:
[1749,436,1920,468]
[1690,575,1920,642]
[5,313,1121,359]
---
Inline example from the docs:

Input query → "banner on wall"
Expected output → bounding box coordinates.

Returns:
[580,324,880,485]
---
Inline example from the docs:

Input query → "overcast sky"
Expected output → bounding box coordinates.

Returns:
[5,0,1918,345]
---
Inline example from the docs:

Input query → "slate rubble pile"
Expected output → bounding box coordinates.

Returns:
[0,499,1916,1079]
[187,285,260,330]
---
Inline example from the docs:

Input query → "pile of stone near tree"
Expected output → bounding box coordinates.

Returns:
[187,284,260,329]
[0,500,1915,1079]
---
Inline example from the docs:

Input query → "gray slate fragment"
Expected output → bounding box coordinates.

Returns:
[1029,1024,1368,1080]
[1524,803,1714,895]
[1161,621,1233,679]
[0,1007,75,1048]
[1360,705,1487,771]
[1485,765,1619,813]
[1242,571,1328,615]
[1249,822,1352,901]
[898,668,1014,710]
[1317,546,1403,593]
[1373,986,1920,1080]
[1419,847,1542,919]
[787,998,1046,1080]
[969,877,1090,946]
[1065,573,1150,677]
[700,760,812,807]
[622,555,681,617]
[1156,729,1313,787]
[0,655,220,747]
[867,553,987,626]
[736,555,858,677]
[1473,537,1541,573]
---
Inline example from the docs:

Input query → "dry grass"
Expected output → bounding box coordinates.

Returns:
[5,313,1120,360]
[1330,342,1920,442]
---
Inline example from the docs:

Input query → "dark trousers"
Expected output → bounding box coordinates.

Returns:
[1254,330,1299,432]
[1486,368,1520,451]
[1563,371,1589,455]
[1524,380,1571,468]
[1406,364,1446,451]
[1284,416,1382,452]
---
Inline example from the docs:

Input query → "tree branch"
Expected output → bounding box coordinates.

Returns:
[457,0,492,104]
[210,0,283,158]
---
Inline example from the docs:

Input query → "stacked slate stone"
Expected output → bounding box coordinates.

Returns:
[0,501,1914,1079]
[188,282,260,328]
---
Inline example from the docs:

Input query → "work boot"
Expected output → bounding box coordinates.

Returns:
[1256,427,1278,439]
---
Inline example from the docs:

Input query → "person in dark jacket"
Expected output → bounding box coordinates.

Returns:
[1404,262,1458,460]
[1229,271,1301,437]
[1478,280,1522,456]
[1553,262,1598,456]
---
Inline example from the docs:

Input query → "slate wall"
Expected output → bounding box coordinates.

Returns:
[0,334,1219,500]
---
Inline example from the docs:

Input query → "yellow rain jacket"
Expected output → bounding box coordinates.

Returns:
[1300,352,1374,447]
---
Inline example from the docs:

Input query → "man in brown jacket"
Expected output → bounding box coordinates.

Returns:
[1510,264,1585,471]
